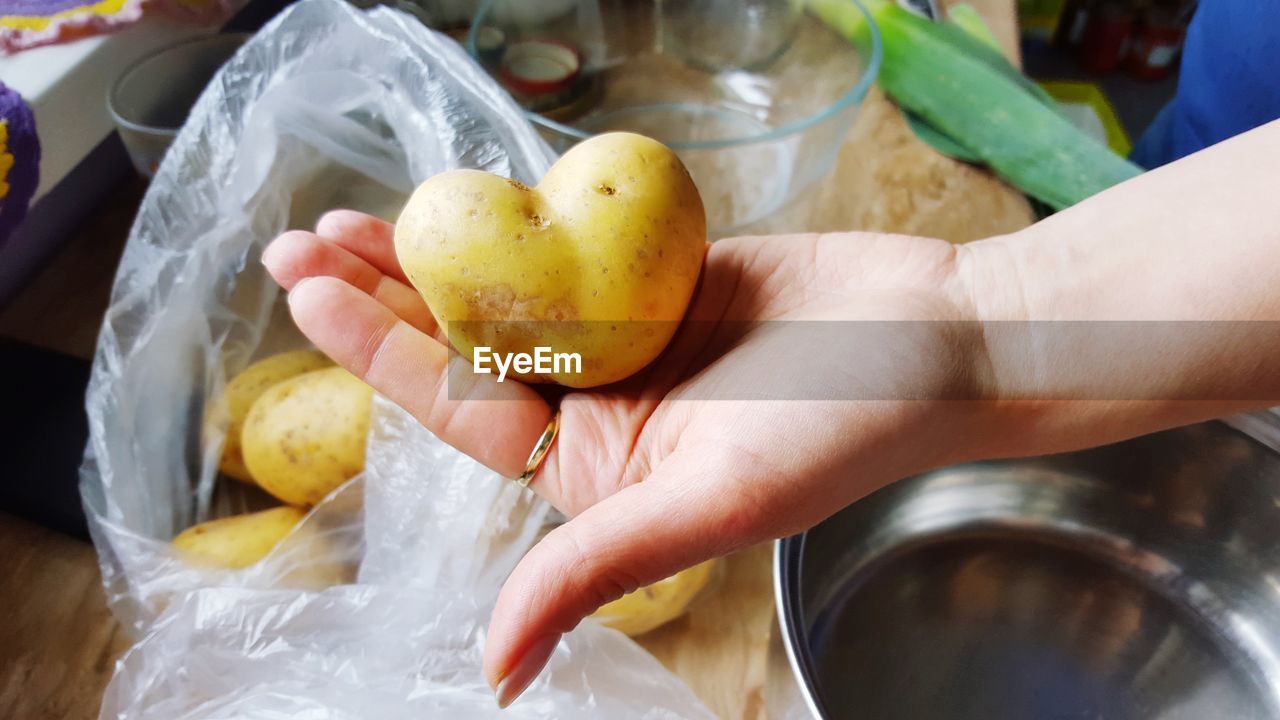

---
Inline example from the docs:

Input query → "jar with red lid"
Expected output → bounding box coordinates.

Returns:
[1078,1,1137,74]
[1125,6,1187,81]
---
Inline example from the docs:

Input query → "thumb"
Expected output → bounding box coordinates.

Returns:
[482,447,766,708]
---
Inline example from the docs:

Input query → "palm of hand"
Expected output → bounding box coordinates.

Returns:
[264,211,975,697]
[549,230,975,512]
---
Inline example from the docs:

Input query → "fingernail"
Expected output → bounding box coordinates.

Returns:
[494,633,560,709]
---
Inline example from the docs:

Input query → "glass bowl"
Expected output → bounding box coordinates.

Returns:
[108,34,248,178]
[468,0,882,237]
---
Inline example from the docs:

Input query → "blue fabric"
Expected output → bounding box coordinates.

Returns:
[1130,2,1280,169]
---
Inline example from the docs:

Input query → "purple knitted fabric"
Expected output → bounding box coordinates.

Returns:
[0,81,39,249]
[3,0,98,13]
[0,0,236,53]
[0,0,147,53]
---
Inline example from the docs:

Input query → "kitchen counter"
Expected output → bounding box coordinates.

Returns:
[0,1,1032,717]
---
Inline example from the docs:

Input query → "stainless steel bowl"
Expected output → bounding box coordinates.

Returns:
[776,414,1280,719]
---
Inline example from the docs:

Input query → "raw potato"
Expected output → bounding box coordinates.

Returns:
[395,132,706,388]
[241,367,373,506]
[214,349,333,482]
[172,506,306,569]
[593,560,716,636]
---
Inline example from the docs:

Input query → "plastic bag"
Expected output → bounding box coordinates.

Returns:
[100,400,714,718]
[80,0,715,716]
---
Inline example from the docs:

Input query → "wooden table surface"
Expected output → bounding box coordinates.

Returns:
[0,2,1032,718]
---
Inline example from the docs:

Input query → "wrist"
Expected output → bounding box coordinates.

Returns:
[948,225,1280,464]
[947,232,1044,462]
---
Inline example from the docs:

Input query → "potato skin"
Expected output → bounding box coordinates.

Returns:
[172,506,306,569]
[394,132,706,388]
[214,350,333,482]
[241,367,372,506]
[593,560,716,636]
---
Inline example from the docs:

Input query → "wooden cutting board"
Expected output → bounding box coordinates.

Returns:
[0,2,1033,718]
[635,2,1034,717]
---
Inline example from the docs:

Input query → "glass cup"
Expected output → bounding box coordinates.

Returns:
[107,34,248,178]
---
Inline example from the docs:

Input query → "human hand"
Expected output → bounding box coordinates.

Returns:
[262,210,997,706]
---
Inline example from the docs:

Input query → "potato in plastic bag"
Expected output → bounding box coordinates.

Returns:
[80,0,715,716]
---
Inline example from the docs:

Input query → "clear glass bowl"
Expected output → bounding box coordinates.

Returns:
[468,0,882,237]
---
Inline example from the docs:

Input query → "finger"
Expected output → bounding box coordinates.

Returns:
[264,230,438,336]
[483,446,768,707]
[287,276,556,482]
[315,210,409,285]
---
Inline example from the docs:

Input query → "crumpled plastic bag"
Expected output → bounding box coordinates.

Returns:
[100,398,715,718]
[103,584,715,719]
[79,0,715,716]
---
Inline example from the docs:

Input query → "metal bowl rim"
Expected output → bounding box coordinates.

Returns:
[773,411,1280,720]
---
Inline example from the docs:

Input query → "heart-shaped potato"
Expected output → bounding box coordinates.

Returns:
[394,132,706,388]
